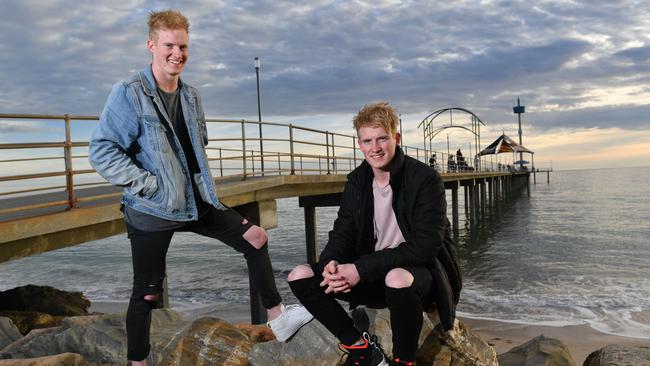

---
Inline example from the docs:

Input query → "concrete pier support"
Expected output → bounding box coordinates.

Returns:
[473,181,480,221]
[445,180,460,235]
[480,179,487,217]
[465,180,476,224]
[299,192,343,265]
[487,177,494,208]
[464,185,469,218]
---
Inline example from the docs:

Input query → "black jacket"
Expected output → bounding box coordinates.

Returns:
[319,146,462,331]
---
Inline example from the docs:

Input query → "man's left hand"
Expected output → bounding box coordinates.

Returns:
[334,263,360,293]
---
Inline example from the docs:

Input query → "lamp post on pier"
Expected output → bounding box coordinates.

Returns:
[255,57,264,175]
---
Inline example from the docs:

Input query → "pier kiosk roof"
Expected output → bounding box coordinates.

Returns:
[479,133,533,156]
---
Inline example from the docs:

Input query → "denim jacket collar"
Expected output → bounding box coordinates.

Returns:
[139,65,186,98]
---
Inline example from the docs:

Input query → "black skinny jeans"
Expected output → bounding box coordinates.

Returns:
[125,207,281,361]
[289,263,434,362]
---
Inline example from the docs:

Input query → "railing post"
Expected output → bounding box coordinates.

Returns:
[251,150,255,175]
[289,124,295,175]
[218,147,223,177]
[325,131,331,175]
[331,133,337,174]
[241,120,247,180]
[259,122,265,176]
[64,114,77,209]
[352,135,357,168]
[278,152,281,175]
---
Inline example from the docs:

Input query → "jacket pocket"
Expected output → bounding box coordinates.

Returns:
[142,115,169,153]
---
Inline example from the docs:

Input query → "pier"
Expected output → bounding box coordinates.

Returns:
[0,112,534,322]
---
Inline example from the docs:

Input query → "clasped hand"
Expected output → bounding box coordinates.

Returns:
[320,260,360,294]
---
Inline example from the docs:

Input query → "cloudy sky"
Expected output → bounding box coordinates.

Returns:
[1,0,649,170]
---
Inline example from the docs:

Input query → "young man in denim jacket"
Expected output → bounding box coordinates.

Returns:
[289,102,462,366]
[89,10,311,365]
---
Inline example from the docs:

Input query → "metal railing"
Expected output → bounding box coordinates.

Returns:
[0,113,505,218]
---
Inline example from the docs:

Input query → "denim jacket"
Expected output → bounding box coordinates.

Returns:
[89,66,224,221]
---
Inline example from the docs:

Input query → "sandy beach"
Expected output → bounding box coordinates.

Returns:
[460,317,650,365]
[89,301,649,365]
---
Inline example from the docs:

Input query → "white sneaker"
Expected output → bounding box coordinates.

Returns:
[266,304,314,342]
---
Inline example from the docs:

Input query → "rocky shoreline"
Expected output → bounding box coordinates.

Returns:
[1,285,649,365]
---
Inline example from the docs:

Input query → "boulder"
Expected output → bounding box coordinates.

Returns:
[248,317,340,366]
[158,317,255,366]
[0,309,186,365]
[249,307,497,366]
[233,323,275,343]
[416,316,498,366]
[498,335,575,366]
[0,311,64,335]
[0,317,22,350]
[583,344,650,366]
[0,285,90,316]
[0,353,89,366]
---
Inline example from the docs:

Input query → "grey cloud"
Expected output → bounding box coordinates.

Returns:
[1,0,649,135]
[614,46,650,62]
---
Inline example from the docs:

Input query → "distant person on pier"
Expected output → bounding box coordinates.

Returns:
[447,155,456,172]
[456,149,466,171]
[429,153,438,170]
[288,102,462,366]
[88,10,311,365]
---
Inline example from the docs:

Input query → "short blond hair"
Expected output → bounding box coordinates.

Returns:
[353,101,399,135]
[148,10,189,40]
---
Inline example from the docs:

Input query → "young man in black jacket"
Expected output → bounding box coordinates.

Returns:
[288,102,462,366]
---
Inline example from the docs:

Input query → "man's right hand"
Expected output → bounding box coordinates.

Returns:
[321,260,356,294]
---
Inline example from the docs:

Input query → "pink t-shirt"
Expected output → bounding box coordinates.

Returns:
[373,179,406,251]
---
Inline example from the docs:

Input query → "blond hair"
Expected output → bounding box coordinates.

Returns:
[353,101,399,135]
[148,10,190,40]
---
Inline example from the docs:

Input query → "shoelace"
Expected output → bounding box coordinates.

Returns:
[363,332,386,356]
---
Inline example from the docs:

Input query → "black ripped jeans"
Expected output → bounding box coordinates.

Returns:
[289,263,434,362]
[125,207,281,361]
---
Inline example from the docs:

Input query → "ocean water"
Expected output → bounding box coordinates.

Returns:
[1,167,649,339]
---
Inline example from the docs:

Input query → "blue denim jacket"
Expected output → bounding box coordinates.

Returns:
[89,66,224,221]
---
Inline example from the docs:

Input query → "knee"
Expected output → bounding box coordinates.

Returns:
[133,279,164,303]
[385,268,414,289]
[144,294,159,302]
[288,264,314,282]
[242,225,268,249]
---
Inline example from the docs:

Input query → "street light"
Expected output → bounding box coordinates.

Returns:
[255,57,264,175]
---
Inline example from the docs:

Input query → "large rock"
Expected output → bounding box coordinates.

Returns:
[0,309,186,365]
[0,317,22,350]
[249,317,341,366]
[250,307,497,366]
[0,311,64,335]
[159,317,256,366]
[498,335,575,366]
[583,344,650,366]
[416,316,498,366]
[0,353,89,366]
[0,285,90,316]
